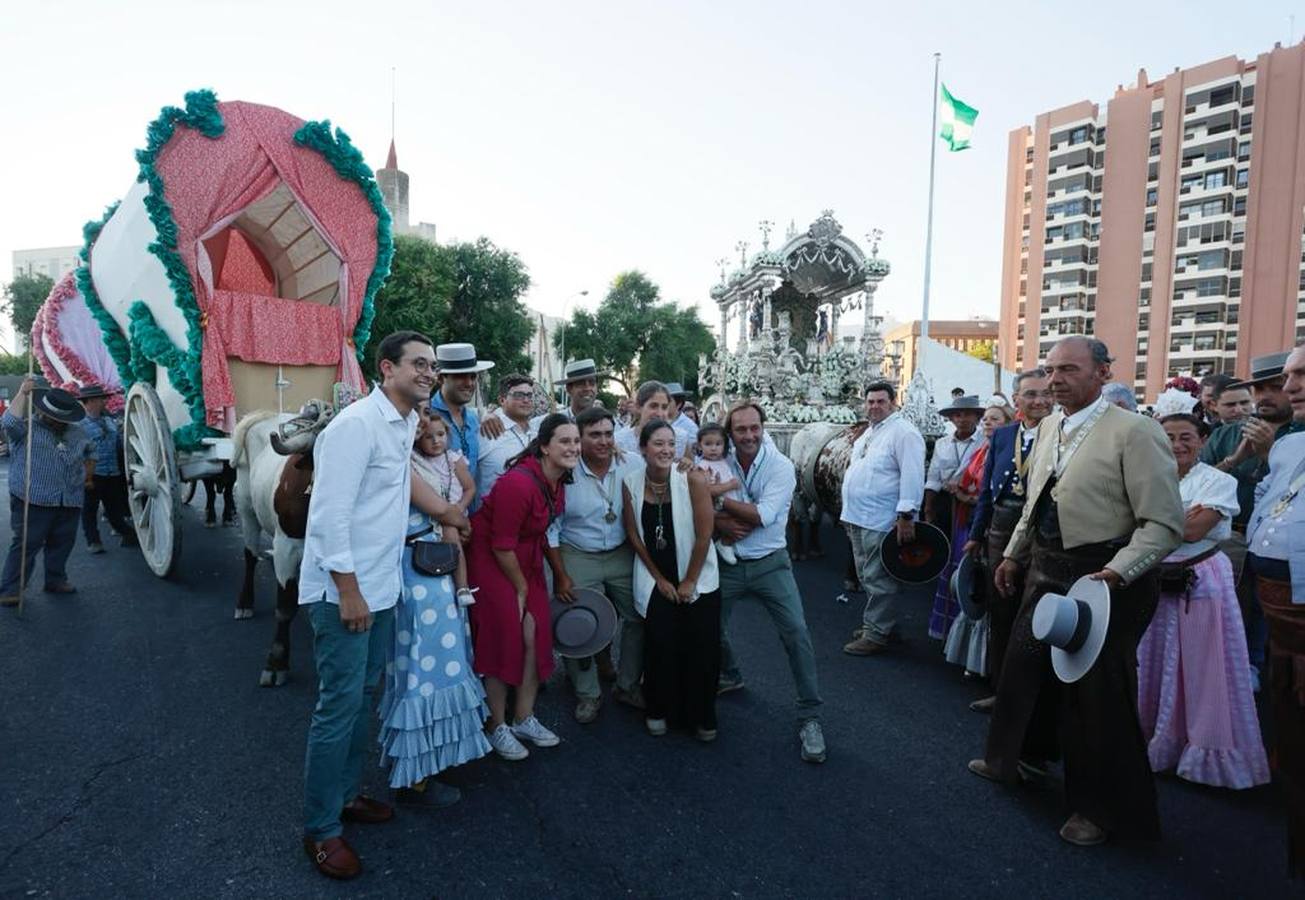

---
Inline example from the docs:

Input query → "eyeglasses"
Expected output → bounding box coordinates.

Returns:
[402,357,435,373]
[505,390,534,401]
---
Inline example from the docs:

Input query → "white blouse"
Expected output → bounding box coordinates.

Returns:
[1179,461,1240,543]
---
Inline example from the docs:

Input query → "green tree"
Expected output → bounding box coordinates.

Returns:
[0,353,32,376]
[2,272,54,343]
[443,238,533,385]
[966,339,997,364]
[364,235,533,390]
[364,235,454,378]
[556,270,714,395]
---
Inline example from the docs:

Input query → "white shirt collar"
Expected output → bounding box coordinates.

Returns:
[494,407,531,433]
[370,385,410,424]
[1060,396,1107,432]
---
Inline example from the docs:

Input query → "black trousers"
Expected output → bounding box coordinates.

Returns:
[644,588,721,730]
[82,474,135,545]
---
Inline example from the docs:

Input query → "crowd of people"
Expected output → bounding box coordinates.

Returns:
[4,328,1301,884]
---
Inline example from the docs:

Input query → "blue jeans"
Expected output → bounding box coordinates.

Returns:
[302,600,395,841]
[719,550,822,721]
[1,496,79,595]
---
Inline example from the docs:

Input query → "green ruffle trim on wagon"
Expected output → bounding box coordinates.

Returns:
[292,120,394,363]
[130,89,226,449]
[75,201,133,387]
[127,301,221,451]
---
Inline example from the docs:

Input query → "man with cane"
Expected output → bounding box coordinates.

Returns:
[0,377,94,608]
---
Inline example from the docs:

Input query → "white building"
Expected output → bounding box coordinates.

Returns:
[12,245,80,282]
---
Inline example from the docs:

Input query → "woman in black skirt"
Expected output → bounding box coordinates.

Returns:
[622,419,721,740]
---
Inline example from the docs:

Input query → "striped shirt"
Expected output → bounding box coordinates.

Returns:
[2,410,93,508]
[81,414,123,476]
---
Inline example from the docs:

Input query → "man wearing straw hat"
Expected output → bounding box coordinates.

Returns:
[533,358,604,428]
[0,377,95,607]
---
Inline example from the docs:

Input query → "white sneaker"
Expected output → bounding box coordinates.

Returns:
[511,715,560,748]
[456,587,478,607]
[487,723,529,761]
[645,717,668,736]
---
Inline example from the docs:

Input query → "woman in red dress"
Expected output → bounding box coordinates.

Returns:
[467,414,580,761]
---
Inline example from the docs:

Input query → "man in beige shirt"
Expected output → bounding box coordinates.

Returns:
[967,336,1183,848]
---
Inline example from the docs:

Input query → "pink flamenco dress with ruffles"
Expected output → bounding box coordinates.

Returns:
[465,456,559,686]
[1136,462,1270,789]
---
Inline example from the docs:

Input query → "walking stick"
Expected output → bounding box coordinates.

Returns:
[17,352,35,618]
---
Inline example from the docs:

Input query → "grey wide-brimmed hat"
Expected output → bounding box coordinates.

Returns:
[435,342,495,374]
[1032,575,1110,683]
[1229,351,1290,389]
[557,358,605,385]
[950,552,985,620]
[664,381,690,399]
[550,587,618,658]
[32,387,86,425]
[939,394,983,415]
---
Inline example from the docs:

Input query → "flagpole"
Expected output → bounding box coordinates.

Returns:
[918,51,941,374]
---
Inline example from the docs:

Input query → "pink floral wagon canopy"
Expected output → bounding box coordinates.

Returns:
[79,90,391,445]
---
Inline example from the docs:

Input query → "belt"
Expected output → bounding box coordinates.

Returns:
[561,541,628,555]
[995,495,1025,511]
[735,548,783,564]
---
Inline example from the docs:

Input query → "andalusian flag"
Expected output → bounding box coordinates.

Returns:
[938,84,978,151]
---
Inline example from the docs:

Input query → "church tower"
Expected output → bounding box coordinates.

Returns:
[375,139,410,234]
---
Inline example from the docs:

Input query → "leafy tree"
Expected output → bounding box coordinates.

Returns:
[966,339,997,364]
[556,270,715,395]
[0,353,33,376]
[2,272,54,345]
[443,238,533,387]
[364,235,454,378]
[364,235,533,391]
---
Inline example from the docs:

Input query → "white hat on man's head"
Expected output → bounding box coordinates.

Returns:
[435,343,494,374]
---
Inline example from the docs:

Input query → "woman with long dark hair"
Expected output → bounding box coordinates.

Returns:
[466,413,581,760]
[622,419,720,740]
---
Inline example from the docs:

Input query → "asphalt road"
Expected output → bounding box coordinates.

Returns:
[0,482,1296,898]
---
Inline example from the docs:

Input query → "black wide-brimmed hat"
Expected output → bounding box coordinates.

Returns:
[557,358,605,385]
[939,395,983,415]
[950,552,985,620]
[550,587,618,658]
[77,383,118,402]
[879,521,951,584]
[32,387,86,425]
[1229,351,1290,389]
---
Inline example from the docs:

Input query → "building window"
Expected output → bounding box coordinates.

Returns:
[1146,188,1158,207]
[1241,112,1253,135]
[1141,262,1153,282]
[1242,84,1255,107]
[1238,141,1251,161]
[1210,85,1237,107]
[1136,362,1148,379]
[1149,138,1161,157]
[1201,198,1226,217]
[1070,126,1088,145]
[1236,168,1249,188]
[1234,196,1247,216]
[1196,277,1225,297]
[1197,249,1225,270]
[1205,171,1226,189]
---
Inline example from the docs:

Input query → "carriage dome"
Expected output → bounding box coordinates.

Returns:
[81,90,392,445]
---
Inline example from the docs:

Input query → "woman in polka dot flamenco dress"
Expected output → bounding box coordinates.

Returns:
[377,413,492,790]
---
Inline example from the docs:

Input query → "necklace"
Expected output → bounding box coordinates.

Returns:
[738,445,767,499]
[649,478,669,550]
[586,460,619,523]
[437,452,453,500]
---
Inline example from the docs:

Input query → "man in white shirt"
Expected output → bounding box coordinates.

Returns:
[477,374,538,500]
[924,395,983,526]
[841,381,927,656]
[665,382,700,455]
[299,330,434,881]
[529,358,603,430]
[716,401,827,764]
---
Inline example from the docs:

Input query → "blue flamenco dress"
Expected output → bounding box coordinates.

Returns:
[377,508,491,788]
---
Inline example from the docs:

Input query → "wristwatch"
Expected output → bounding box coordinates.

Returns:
[714,496,725,511]
[896,512,914,521]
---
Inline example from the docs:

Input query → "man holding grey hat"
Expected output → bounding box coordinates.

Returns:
[0,377,95,606]
[968,337,1183,847]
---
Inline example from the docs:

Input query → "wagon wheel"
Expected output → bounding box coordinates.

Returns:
[123,382,183,578]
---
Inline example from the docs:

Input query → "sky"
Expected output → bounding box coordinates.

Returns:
[1,0,1300,349]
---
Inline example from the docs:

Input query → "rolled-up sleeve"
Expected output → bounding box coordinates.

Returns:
[924,441,946,492]
[755,458,796,528]
[305,416,370,575]
[897,429,926,514]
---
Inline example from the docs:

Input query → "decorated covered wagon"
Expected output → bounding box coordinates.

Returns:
[31,271,125,412]
[75,90,392,576]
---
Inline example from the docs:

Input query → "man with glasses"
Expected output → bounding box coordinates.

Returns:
[477,374,537,500]
[544,407,644,723]
[964,368,1053,712]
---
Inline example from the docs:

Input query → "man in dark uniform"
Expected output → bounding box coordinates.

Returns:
[963,368,1052,712]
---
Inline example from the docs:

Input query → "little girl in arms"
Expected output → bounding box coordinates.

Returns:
[694,423,741,565]
[412,415,478,605]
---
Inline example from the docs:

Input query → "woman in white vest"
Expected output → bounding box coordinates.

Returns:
[622,419,720,741]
